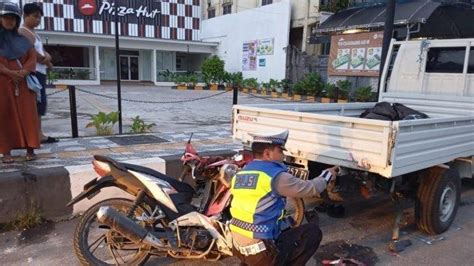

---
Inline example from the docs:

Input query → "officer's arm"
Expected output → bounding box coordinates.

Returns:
[273,172,329,198]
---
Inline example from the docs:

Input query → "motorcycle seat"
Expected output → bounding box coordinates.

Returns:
[94,155,195,194]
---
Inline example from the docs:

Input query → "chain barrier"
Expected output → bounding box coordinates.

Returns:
[74,87,231,104]
[239,90,311,103]
[46,88,68,97]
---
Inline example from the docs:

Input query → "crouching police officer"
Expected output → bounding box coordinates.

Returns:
[230,129,337,266]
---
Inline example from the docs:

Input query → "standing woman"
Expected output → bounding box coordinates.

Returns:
[0,2,39,163]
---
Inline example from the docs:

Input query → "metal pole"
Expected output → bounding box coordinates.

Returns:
[377,0,396,100]
[68,86,79,138]
[114,0,123,134]
[233,86,238,105]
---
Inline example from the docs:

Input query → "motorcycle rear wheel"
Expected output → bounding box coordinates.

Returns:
[73,198,151,266]
[286,197,305,227]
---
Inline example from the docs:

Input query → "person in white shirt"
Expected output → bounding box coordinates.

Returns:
[19,3,58,144]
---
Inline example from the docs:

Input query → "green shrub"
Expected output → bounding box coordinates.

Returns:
[86,111,119,136]
[47,70,59,85]
[268,79,282,92]
[243,78,259,89]
[188,73,198,87]
[173,74,189,86]
[336,80,351,100]
[324,83,337,99]
[201,55,225,85]
[280,79,291,93]
[355,86,376,102]
[129,116,156,133]
[292,73,324,96]
[226,72,243,88]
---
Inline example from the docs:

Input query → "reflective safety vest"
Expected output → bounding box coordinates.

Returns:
[230,160,287,239]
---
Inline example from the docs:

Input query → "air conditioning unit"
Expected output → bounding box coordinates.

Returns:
[223,0,232,4]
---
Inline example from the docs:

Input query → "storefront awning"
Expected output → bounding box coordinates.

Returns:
[315,1,440,33]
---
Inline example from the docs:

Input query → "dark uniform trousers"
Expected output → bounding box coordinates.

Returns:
[233,222,323,266]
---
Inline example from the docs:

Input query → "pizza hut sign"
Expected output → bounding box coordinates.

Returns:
[78,0,160,18]
[99,1,160,18]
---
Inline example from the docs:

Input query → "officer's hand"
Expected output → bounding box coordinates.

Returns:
[320,166,338,184]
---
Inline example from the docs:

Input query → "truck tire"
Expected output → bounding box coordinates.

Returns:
[415,167,461,235]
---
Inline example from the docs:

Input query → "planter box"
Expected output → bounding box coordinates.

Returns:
[321,97,332,103]
[306,96,315,102]
[293,94,302,101]
[271,92,279,98]
[177,85,187,90]
[282,93,291,99]
[210,84,219,90]
[337,99,348,103]
[195,85,204,90]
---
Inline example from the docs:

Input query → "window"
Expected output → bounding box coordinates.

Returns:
[223,4,232,15]
[425,47,466,73]
[208,8,215,18]
[320,42,330,55]
[468,48,474,73]
[262,0,273,6]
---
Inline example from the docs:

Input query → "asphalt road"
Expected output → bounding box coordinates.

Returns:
[1,180,473,266]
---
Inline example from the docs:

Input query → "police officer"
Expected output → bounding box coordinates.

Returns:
[230,129,337,266]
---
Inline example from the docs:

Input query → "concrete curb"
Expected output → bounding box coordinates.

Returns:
[0,149,235,224]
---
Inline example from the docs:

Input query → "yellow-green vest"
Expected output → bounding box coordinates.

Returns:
[230,160,287,239]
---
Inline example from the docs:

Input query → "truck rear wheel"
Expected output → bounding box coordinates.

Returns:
[415,167,461,235]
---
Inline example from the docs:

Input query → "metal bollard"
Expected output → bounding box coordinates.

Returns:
[233,86,238,105]
[68,86,79,138]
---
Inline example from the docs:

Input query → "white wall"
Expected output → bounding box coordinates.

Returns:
[201,0,291,82]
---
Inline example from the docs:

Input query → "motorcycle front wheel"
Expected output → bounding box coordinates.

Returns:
[73,198,151,265]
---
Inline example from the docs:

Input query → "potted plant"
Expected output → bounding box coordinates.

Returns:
[336,80,351,103]
[187,73,198,90]
[355,86,375,102]
[174,75,188,90]
[269,79,283,94]
[227,72,243,90]
[243,78,259,93]
[304,72,324,100]
[323,83,337,103]
[201,55,225,90]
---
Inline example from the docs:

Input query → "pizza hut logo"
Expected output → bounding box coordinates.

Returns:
[78,0,97,16]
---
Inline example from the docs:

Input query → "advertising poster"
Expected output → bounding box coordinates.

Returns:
[242,40,257,71]
[365,47,382,70]
[257,38,274,55]
[350,48,366,70]
[328,31,383,77]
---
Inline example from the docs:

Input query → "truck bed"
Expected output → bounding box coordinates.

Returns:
[232,94,474,178]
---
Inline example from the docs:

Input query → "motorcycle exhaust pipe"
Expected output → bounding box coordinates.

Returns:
[96,206,166,248]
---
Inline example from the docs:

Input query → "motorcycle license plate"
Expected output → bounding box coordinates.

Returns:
[287,166,309,180]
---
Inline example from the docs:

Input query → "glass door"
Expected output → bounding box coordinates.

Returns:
[120,56,130,80]
[130,57,139,80]
[119,55,140,80]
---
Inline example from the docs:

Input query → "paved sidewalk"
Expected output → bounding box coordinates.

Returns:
[1,128,239,173]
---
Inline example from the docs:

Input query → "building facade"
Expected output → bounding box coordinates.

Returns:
[202,0,323,55]
[24,0,217,85]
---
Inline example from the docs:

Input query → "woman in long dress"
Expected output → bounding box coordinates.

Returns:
[0,2,39,163]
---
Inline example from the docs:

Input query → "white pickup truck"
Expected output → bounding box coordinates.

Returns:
[232,38,474,237]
